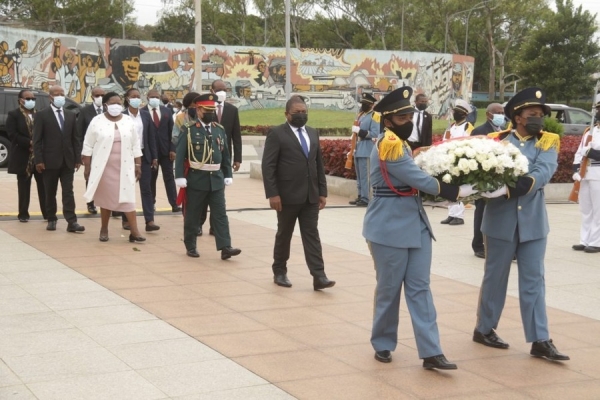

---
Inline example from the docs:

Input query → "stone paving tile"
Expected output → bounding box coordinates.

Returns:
[172,384,295,400]
[0,385,38,399]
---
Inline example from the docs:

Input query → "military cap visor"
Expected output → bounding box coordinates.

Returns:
[193,94,217,110]
[373,86,416,116]
[361,93,377,104]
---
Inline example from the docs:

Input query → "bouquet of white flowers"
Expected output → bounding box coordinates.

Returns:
[414,136,529,202]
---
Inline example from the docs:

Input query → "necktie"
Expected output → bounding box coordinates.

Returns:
[153,108,160,128]
[298,128,309,158]
[416,111,422,137]
[56,109,64,132]
[217,104,222,123]
[96,107,102,115]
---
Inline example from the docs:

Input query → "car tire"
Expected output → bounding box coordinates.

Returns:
[0,135,10,169]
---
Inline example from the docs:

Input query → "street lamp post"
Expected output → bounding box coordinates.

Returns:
[444,0,490,54]
[194,0,202,93]
[285,0,292,100]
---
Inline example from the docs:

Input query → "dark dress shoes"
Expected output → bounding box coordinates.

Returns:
[473,329,509,349]
[274,274,292,288]
[313,276,336,290]
[355,199,368,207]
[122,223,131,230]
[349,197,360,205]
[172,205,182,213]
[422,354,457,370]
[87,204,98,214]
[46,221,57,231]
[530,339,570,361]
[221,246,241,260]
[572,244,586,251]
[584,246,600,253]
[145,223,161,232]
[474,251,485,259]
[197,227,203,236]
[449,217,464,225]
[18,217,29,222]
[67,223,85,233]
[187,249,200,258]
[128,234,146,243]
[374,350,392,363]
[440,216,454,224]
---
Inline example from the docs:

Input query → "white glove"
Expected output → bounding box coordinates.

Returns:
[458,184,478,198]
[224,177,233,186]
[572,172,582,182]
[481,185,507,198]
[175,178,187,188]
[351,125,360,134]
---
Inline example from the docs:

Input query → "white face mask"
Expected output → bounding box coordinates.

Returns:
[106,104,123,117]
[52,96,66,108]
[215,90,226,103]
[128,98,142,109]
[173,108,179,113]
[148,98,161,108]
[92,96,103,107]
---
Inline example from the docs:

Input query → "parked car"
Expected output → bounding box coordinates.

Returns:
[0,88,81,168]
[547,103,592,135]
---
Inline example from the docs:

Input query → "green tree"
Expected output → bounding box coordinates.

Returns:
[518,0,600,103]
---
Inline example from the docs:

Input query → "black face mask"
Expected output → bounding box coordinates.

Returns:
[360,103,371,112]
[453,111,466,122]
[387,120,414,141]
[201,112,214,124]
[188,108,197,119]
[524,116,543,135]
[416,103,428,111]
[289,113,308,128]
[595,112,600,121]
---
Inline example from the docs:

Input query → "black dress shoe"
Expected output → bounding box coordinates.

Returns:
[111,211,123,217]
[584,246,600,253]
[313,276,336,290]
[530,339,570,361]
[449,217,464,225]
[374,350,392,363]
[187,249,200,258]
[349,197,360,205]
[172,205,182,212]
[221,246,241,260]
[46,221,57,231]
[87,204,98,214]
[209,227,214,236]
[128,234,146,242]
[145,223,161,232]
[422,354,457,370]
[473,329,509,349]
[274,274,292,288]
[572,244,586,251]
[440,216,454,224]
[122,223,131,231]
[355,200,368,207]
[474,251,485,259]
[197,227,203,236]
[67,223,85,233]
[18,217,29,222]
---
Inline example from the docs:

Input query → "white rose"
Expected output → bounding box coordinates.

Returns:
[458,158,471,173]
[442,173,452,183]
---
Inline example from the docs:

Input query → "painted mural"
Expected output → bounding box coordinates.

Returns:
[0,26,474,117]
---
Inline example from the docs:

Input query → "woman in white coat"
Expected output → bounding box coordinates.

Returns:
[81,92,146,243]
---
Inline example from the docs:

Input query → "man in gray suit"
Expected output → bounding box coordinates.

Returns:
[363,86,476,369]
[262,95,335,291]
[350,93,379,207]
[474,87,569,362]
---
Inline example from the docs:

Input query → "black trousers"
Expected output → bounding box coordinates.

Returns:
[200,202,212,229]
[42,162,77,224]
[151,155,177,207]
[472,198,485,253]
[272,201,325,278]
[17,170,46,220]
[122,157,154,224]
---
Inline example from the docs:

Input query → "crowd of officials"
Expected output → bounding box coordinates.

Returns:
[9,79,599,370]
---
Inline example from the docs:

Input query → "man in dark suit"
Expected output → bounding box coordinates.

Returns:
[471,102,506,258]
[262,95,335,290]
[7,89,46,222]
[407,93,433,151]
[33,85,84,233]
[146,89,179,212]
[76,86,105,214]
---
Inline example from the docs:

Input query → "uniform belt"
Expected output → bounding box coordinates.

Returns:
[200,163,221,171]
[372,186,417,197]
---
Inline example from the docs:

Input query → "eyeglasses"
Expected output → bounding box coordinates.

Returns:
[22,97,36,101]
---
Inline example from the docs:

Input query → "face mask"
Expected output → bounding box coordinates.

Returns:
[23,100,36,110]
[524,116,543,135]
[128,98,142,109]
[162,99,170,105]
[416,103,428,111]
[173,108,179,113]
[387,120,414,141]
[148,98,161,108]
[52,96,66,108]
[93,96,103,107]
[106,104,122,117]
[491,114,506,128]
[360,103,371,112]
[201,112,214,124]
[453,111,466,122]
[215,91,227,103]
[289,113,308,128]
[188,108,197,119]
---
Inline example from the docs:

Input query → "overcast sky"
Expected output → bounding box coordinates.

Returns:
[132,0,600,29]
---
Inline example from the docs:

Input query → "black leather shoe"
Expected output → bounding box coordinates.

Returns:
[122,223,130,230]
[46,221,57,231]
[473,329,509,349]
[209,227,214,236]
[187,249,200,258]
[128,234,146,242]
[530,339,570,361]
[440,216,454,224]
[145,223,160,232]
[87,204,97,214]
[67,223,85,233]
[313,276,336,290]
[274,274,292,288]
[572,244,586,251]
[422,354,457,370]
[584,246,600,253]
[474,251,485,259]
[449,218,464,225]
[355,200,368,207]
[111,211,122,217]
[172,205,182,213]
[197,227,203,236]
[349,197,360,205]
[18,217,29,222]
[221,246,241,260]
[374,350,392,363]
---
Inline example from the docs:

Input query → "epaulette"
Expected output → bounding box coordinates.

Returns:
[377,129,405,161]
[184,121,196,128]
[536,131,560,152]
[212,122,224,129]
[372,112,381,123]
[487,128,511,140]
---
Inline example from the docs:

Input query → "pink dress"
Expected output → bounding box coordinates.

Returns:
[93,128,135,212]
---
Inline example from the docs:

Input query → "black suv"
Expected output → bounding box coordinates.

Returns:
[0,88,81,168]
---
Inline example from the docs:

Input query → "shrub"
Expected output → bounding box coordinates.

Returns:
[242,126,351,136]
[543,117,565,137]
[552,135,580,183]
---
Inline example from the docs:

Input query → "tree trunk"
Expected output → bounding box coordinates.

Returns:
[485,13,496,101]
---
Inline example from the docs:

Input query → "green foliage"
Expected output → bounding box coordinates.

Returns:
[239,108,356,129]
[543,117,565,137]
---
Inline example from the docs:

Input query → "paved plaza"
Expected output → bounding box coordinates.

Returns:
[1,161,600,399]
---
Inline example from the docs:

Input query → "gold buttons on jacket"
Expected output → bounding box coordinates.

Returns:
[518,206,522,210]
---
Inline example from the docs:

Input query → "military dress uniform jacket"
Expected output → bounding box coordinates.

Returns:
[481,130,559,243]
[175,121,232,190]
[354,111,380,158]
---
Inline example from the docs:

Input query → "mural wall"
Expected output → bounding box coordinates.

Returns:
[0,26,474,117]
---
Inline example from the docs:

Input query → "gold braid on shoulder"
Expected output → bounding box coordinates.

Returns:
[378,129,409,161]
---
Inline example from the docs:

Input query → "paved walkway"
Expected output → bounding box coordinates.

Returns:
[1,169,599,399]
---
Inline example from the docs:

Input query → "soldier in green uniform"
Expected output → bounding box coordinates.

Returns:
[175,94,242,260]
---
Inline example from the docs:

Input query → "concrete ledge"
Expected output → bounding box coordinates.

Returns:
[250,161,575,202]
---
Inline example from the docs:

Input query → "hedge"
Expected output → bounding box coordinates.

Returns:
[321,134,582,184]
[242,125,350,136]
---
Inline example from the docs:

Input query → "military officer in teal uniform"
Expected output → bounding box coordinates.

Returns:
[175,94,241,260]
[473,87,569,362]
[352,93,380,207]
[363,86,477,369]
